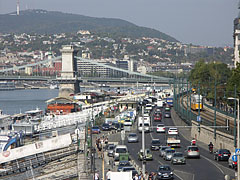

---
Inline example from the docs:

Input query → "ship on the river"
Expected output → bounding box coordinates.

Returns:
[0,81,15,91]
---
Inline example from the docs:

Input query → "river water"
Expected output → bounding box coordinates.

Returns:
[0,89,59,115]
[0,85,170,115]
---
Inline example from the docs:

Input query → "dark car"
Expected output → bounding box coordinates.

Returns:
[157,165,174,179]
[151,139,161,150]
[122,166,138,178]
[214,149,231,161]
[114,123,124,131]
[164,112,171,118]
[92,126,101,134]
[117,161,131,171]
[102,123,110,131]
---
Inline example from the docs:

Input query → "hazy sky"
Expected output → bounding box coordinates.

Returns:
[0,0,238,47]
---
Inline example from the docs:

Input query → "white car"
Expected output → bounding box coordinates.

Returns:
[157,124,165,133]
[124,119,132,126]
[168,128,178,135]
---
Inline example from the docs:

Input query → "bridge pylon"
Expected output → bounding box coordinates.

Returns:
[58,45,80,97]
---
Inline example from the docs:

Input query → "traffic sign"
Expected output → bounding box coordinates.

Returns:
[232,155,238,162]
[235,148,240,155]
[197,116,201,122]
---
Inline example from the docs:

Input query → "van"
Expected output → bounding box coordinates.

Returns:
[138,122,150,133]
[145,104,152,111]
[114,145,128,161]
[157,100,163,108]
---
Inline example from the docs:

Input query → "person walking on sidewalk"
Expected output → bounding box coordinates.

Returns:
[95,172,100,180]
[106,169,111,180]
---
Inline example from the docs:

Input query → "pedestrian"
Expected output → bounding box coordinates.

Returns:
[152,172,157,180]
[134,174,138,180]
[95,172,100,180]
[144,171,149,180]
[106,169,111,180]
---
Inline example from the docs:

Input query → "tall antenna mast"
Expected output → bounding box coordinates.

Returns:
[16,0,20,16]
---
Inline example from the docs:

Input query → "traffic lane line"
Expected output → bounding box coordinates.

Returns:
[170,110,236,176]
[152,108,226,179]
[157,160,188,180]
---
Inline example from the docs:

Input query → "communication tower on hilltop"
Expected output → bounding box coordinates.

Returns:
[16,0,20,16]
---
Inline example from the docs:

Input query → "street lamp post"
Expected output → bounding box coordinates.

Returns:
[228,97,239,180]
[141,104,146,175]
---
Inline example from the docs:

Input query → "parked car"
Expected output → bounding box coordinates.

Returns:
[157,124,166,133]
[163,149,176,161]
[186,146,200,158]
[164,112,171,118]
[107,144,115,157]
[160,146,171,157]
[92,126,101,134]
[151,139,161,151]
[171,152,186,165]
[101,123,110,131]
[124,119,132,126]
[168,128,178,135]
[157,165,174,180]
[228,153,237,169]
[117,161,131,171]
[138,149,153,161]
[214,149,231,161]
[127,133,138,143]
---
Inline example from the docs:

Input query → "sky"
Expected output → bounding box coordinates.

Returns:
[0,0,238,47]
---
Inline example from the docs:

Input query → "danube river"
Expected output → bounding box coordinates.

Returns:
[0,89,59,115]
[0,85,169,115]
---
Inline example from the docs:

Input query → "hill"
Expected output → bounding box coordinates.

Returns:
[0,9,178,42]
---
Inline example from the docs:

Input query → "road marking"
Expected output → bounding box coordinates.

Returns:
[157,160,185,180]
[201,155,225,174]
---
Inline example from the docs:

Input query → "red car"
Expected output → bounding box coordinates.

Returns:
[154,113,162,121]
[92,126,101,134]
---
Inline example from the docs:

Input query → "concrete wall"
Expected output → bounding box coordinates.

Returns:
[191,121,235,152]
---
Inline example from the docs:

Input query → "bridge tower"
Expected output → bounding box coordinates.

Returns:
[58,45,80,97]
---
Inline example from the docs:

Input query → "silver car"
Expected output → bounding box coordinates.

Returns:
[159,146,170,157]
[186,146,200,158]
[107,144,116,157]
[171,152,186,164]
[127,133,138,143]
[163,149,176,161]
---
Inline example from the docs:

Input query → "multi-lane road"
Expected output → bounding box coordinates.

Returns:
[125,106,235,180]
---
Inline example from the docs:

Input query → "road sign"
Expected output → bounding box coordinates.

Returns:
[235,148,240,155]
[232,155,238,162]
[197,116,201,122]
